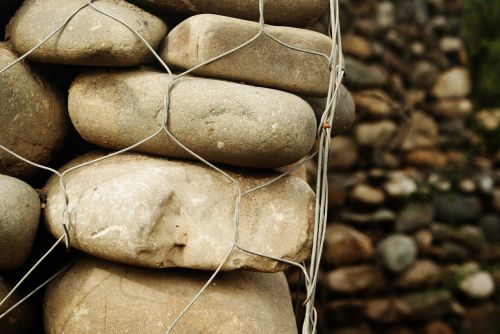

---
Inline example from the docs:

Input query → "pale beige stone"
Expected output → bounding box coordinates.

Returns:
[6,0,167,66]
[44,257,297,334]
[43,152,314,272]
[0,175,40,270]
[431,67,471,98]
[69,68,317,168]
[0,43,68,178]
[161,14,332,96]
[129,0,327,26]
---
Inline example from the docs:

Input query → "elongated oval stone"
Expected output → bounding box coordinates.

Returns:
[161,14,332,96]
[129,0,327,27]
[6,0,167,66]
[68,68,317,168]
[43,152,315,272]
[0,42,68,178]
[44,257,297,334]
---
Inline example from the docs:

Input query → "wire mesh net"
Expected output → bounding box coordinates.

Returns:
[0,0,344,333]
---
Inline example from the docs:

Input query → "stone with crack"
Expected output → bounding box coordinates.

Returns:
[43,152,315,272]
[43,257,297,334]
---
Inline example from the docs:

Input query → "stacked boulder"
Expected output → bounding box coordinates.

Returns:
[295,0,500,333]
[1,0,355,333]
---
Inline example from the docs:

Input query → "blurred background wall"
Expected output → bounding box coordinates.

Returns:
[290,1,500,333]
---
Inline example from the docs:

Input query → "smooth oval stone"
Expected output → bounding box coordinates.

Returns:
[68,68,317,168]
[129,0,327,27]
[0,175,40,270]
[44,257,297,334]
[6,0,167,66]
[43,152,314,272]
[161,14,332,96]
[303,84,356,136]
[0,43,68,178]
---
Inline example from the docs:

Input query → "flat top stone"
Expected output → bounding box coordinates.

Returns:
[44,152,314,272]
[69,68,317,168]
[129,0,328,27]
[6,0,167,66]
[161,14,332,96]
[44,257,297,334]
[0,42,69,178]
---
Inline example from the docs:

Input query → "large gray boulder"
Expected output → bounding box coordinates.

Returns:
[0,43,68,178]
[161,14,332,96]
[68,68,317,168]
[44,257,297,334]
[43,152,315,272]
[6,0,167,66]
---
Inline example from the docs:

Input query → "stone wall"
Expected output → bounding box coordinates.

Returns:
[290,1,500,333]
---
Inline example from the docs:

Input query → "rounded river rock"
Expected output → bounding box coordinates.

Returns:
[161,14,332,96]
[68,68,317,168]
[6,0,167,66]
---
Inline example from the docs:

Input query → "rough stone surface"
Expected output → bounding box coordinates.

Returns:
[43,152,315,272]
[326,265,386,294]
[161,14,332,96]
[0,175,40,270]
[44,257,297,334]
[0,277,38,334]
[128,0,328,27]
[6,0,167,66]
[0,42,68,178]
[324,224,374,265]
[69,68,317,169]
[377,234,417,273]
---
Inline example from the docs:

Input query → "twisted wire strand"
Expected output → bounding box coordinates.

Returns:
[0,0,343,333]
